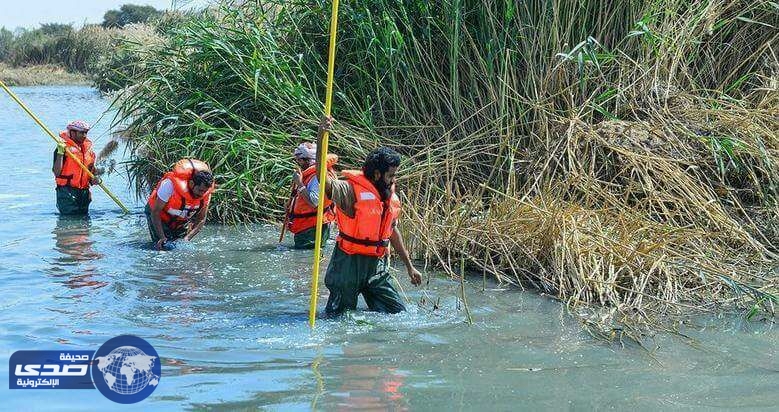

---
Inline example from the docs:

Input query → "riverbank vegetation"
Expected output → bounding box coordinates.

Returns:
[0,63,89,86]
[0,4,166,86]
[13,0,779,338]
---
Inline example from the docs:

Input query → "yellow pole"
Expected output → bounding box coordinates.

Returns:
[309,0,341,328]
[0,79,129,213]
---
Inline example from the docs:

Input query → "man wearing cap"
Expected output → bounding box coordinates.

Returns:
[52,120,101,215]
[287,142,338,249]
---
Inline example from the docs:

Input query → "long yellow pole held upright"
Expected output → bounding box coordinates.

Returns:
[0,79,129,213]
[309,0,341,328]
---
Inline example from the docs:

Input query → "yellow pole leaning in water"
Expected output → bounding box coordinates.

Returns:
[309,0,341,328]
[0,79,129,213]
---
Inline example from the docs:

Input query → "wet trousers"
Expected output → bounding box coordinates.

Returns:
[324,246,406,316]
[144,204,186,243]
[56,186,91,215]
[293,223,331,249]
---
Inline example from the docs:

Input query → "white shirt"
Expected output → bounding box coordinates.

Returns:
[306,176,320,206]
[156,178,174,202]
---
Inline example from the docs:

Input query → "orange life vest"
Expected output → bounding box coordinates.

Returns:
[336,170,401,257]
[287,165,335,234]
[147,159,214,230]
[55,132,95,189]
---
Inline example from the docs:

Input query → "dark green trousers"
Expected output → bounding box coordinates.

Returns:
[293,223,331,249]
[56,186,91,215]
[324,246,406,316]
[144,204,186,243]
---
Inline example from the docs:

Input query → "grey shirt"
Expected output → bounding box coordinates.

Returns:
[308,176,356,218]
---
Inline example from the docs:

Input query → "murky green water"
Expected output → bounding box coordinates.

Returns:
[1,86,777,410]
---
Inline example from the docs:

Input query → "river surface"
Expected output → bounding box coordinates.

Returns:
[0,86,777,410]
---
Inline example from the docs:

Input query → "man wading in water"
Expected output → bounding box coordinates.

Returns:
[52,120,102,215]
[313,116,422,315]
[146,159,215,250]
[286,142,338,249]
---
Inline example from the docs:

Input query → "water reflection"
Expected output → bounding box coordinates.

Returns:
[126,247,223,329]
[49,215,107,290]
[324,343,409,411]
[155,264,212,327]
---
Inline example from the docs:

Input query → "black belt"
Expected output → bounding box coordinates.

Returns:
[338,232,389,247]
[56,172,74,183]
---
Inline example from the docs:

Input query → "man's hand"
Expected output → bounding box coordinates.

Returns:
[89,176,102,186]
[316,116,335,197]
[408,267,422,286]
[56,139,66,155]
[318,116,334,136]
[292,170,304,188]
[154,237,167,250]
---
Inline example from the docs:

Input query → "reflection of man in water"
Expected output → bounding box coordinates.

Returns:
[152,266,209,326]
[338,364,406,409]
[51,216,106,289]
[326,343,408,410]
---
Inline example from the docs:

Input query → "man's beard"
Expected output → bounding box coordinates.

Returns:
[374,177,391,201]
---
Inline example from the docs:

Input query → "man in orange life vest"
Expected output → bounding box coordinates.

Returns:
[146,159,215,250]
[52,120,102,215]
[287,142,338,249]
[314,116,422,315]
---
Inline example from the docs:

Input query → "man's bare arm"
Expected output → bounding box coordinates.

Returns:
[185,203,209,240]
[53,150,64,176]
[389,227,422,286]
[151,198,169,249]
[315,116,334,198]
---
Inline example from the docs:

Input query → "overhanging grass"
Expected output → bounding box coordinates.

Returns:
[107,0,778,338]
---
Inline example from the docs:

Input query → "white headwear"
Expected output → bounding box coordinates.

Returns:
[294,142,317,160]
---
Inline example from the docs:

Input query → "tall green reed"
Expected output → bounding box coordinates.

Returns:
[106,0,778,333]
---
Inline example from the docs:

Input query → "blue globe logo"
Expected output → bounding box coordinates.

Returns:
[92,335,161,403]
[96,346,159,395]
